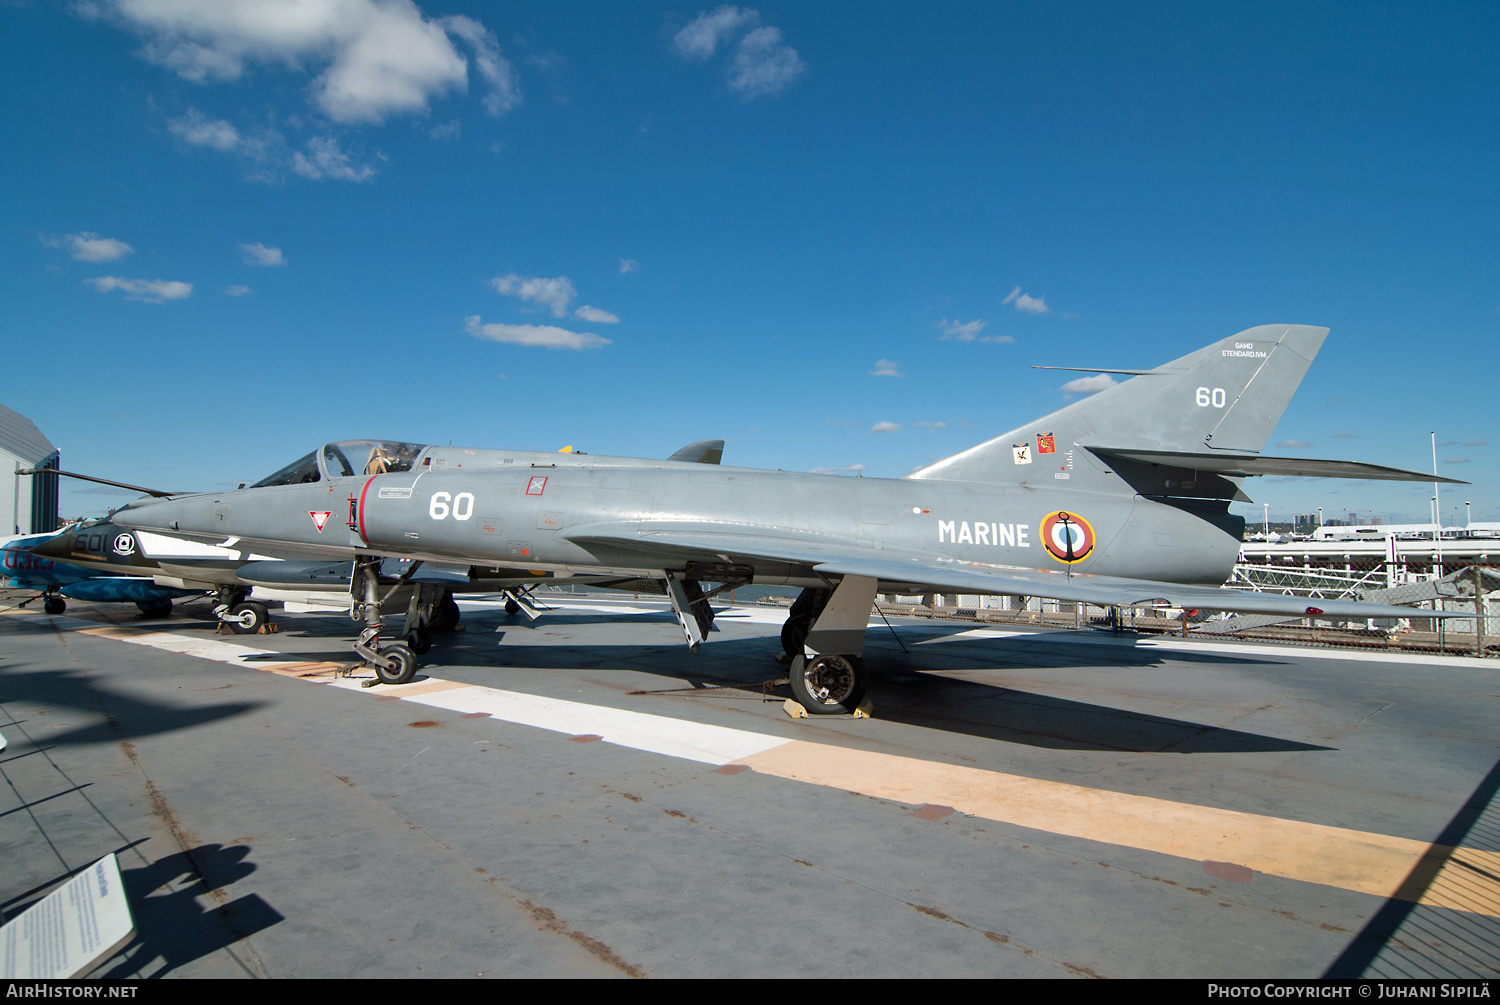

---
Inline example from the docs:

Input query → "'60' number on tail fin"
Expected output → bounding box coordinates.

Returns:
[1196,387,1226,408]
[429,491,475,520]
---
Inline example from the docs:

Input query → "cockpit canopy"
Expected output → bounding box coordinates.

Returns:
[250,440,429,488]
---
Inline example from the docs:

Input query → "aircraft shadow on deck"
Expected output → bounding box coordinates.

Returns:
[418,621,1328,756]
[0,668,263,746]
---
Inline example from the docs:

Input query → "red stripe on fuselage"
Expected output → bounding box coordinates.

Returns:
[357,476,376,545]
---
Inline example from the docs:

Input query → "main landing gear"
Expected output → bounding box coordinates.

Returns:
[401,584,461,655]
[781,575,878,715]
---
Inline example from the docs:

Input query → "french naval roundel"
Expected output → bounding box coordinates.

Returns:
[1040,511,1096,564]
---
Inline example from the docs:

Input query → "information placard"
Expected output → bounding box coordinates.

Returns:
[0,854,136,979]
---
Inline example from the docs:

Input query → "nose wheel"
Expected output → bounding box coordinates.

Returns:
[371,643,417,685]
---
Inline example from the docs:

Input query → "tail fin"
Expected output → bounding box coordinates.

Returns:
[908,324,1328,484]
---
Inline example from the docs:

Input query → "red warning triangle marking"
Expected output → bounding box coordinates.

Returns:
[310,511,332,532]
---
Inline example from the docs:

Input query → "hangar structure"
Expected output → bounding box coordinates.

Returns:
[1,402,59,535]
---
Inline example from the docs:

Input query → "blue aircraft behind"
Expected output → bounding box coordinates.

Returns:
[0,531,200,616]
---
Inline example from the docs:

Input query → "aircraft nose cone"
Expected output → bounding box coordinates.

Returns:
[29,531,79,559]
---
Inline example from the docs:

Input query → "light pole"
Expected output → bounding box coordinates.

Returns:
[1318,506,1323,529]
[1263,503,1269,539]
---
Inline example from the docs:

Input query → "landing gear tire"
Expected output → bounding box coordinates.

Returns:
[789,654,867,715]
[137,601,172,619]
[504,598,521,615]
[229,601,268,634]
[373,644,418,685]
[404,629,432,654]
[43,596,65,616]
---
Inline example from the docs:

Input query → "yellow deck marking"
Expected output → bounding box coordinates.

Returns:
[737,741,1500,915]
[377,679,472,697]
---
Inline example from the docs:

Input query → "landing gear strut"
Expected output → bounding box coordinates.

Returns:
[779,587,831,663]
[350,556,419,685]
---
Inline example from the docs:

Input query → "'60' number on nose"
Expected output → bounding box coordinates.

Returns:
[429,491,475,521]
[1196,387,1226,408]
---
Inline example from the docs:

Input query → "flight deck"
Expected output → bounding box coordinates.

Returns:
[2,594,1497,979]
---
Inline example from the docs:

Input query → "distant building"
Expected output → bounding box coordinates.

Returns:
[1,403,59,535]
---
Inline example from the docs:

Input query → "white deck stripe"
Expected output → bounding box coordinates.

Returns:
[326,679,789,764]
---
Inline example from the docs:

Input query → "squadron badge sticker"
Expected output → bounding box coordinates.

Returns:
[1012,443,1032,465]
[1036,432,1056,454]
[1040,510,1096,563]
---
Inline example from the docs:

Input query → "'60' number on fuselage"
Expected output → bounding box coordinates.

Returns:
[429,491,475,521]
[1196,386,1227,408]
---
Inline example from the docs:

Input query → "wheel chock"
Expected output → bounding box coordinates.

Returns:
[854,699,873,719]
[782,698,809,719]
[258,622,280,635]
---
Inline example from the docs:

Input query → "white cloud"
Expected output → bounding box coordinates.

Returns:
[938,317,1013,343]
[166,107,248,152]
[86,276,192,303]
[574,305,619,324]
[1003,286,1052,315]
[465,315,609,350]
[619,258,639,274]
[1274,440,1311,449]
[167,108,374,182]
[1443,457,1471,464]
[239,241,285,266]
[728,26,804,98]
[672,6,758,60]
[939,318,985,341]
[104,0,518,125]
[41,231,134,262]
[871,421,902,433]
[429,118,461,139]
[291,136,375,181]
[914,421,947,431]
[871,359,902,377]
[1060,374,1117,396]
[224,284,252,296]
[809,463,866,475]
[491,273,577,317]
[672,8,803,99]
[1466,439,1489,447]
[440,15,520,117]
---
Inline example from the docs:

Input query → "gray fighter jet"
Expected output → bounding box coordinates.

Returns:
[110,326,1462,708]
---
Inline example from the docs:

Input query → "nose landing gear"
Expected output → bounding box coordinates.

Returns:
[351,556,422,685]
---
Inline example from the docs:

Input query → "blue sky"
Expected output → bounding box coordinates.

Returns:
[3,1,1496,526]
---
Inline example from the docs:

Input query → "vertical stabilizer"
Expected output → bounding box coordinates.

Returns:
[908,324,1328,484]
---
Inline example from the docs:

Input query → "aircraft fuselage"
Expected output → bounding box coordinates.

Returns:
[114,444,1243,592]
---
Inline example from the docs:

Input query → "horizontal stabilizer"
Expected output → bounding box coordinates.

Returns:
[666,440,725,465]
[1085,447,1466,484]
